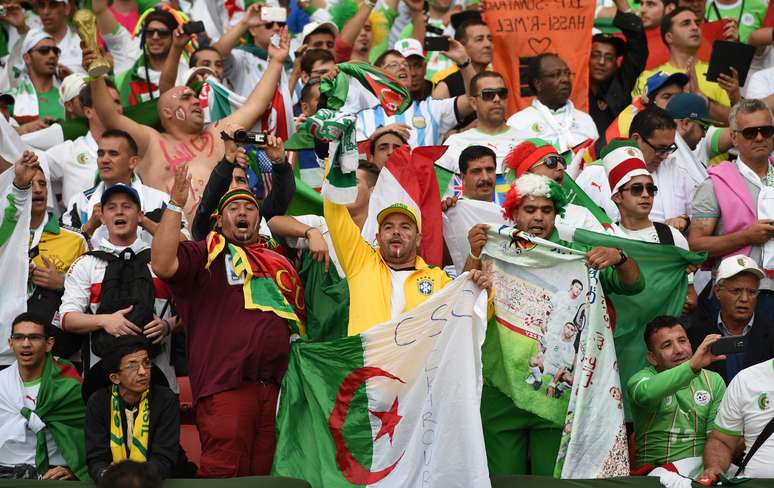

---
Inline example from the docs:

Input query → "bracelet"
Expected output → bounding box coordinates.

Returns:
[304,227,315,239]
[469,250,481,261]
[165,201,183,213]
[363,0,376,8]
[162,318,172,336]
[614,249,628,268]
[456,58,471,69]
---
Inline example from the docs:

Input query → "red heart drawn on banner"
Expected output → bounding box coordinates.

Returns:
[528,37,552,55]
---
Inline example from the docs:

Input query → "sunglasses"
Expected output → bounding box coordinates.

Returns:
[31,46,61,56]
[476,87,508,101]
[736,125,774,140]
[261,21,287,29]
[533,154,566,169]
[146,28,172,38]
[620,183,658,196]
[641,137,677,156]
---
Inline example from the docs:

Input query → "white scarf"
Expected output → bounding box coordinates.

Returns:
[736,159,774,277]
[0,363,45,452]
[530,99,577,151]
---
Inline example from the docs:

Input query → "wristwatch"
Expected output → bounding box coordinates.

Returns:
[456,58,471,69]
[614,249,629,267]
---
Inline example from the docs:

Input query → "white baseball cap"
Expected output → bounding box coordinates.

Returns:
[300,21,339,45]
[716,254,764,282]
[59,73,87,103]
[394,38,424,59]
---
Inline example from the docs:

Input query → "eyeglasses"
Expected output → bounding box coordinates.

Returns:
[145,28,172,38]
[31,46,61,56]
[641,136,677,156]
[735,125,774,140]
[261,21,287,29]
[590,52,616,63]
[121,359,153,372]
[10,333,46,343]
[720,286,760,298]
[383,61,409,72]
[476,87,509,101]
[620,182,658,196]
[533,154,566,169]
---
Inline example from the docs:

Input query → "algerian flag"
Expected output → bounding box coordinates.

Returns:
[361,145,446,265]
[272,275,491,487]
[481,227,628,478]
[573,229,706,420]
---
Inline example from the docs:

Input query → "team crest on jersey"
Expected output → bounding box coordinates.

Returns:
[758,393,770,411]
[664,395,673,407]
[531,122,542,133]
[694,390,711,407]
[76,153,88,165]
[417,278,434,295]
[412,116,427,129]
[741,13,755,25]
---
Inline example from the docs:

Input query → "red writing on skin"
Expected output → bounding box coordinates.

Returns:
[159,133,215,170]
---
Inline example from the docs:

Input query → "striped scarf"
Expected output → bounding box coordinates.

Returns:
[109,386,150,463]
[206,232,306,336]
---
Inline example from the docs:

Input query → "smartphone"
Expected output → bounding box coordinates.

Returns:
[424,36,449,52]
[0,6,6,16]
[261,6,287,23]
[711,336,746,356]
[183,21,205,35]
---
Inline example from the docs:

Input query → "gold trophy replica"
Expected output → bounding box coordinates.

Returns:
[73,9,111,77]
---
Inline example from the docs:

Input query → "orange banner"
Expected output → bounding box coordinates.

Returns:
[483,0,595,115]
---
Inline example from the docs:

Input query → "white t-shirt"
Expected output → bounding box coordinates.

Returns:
[285,215,345,278]
[356,97,458,148]
[389,268,413,319]
[38,132,98,209]
[0,379,66,467]
[714,359,774,478]
[435,126,522,174]
[506,99,599,153]
[746,66,774,99]
[616,223,689,250]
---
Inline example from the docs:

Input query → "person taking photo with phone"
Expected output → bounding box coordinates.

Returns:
[627,316,726,469]
[688,255,774,384]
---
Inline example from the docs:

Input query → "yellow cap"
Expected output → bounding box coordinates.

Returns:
[376,202,421,232]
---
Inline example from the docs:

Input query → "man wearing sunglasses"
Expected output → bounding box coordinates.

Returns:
[507,53,598,153]
[4,29,66,123]
[436,71,520,175]
[602,139,697,313]
[663,93,733,231]
[690,98,774,319]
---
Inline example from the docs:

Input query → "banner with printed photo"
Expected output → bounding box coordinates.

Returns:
[482,0,595,114]
[481,227,628,478]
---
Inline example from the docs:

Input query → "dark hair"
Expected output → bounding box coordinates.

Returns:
[102,336,151,375]
[300,78,321,104]
[78,78,118,109]
[11,312,50,337]
[374,49,403,69]
[369,130,407,156]
[630,106,677,140]
[97,461,161,488]
[660,6,694,45]
[189,46,220,69]
[469,71,504,96]
[571,279,583,289]
[459,145,496,174]
[358,160,380,188]
[300,49,335,75]
[527,53,560,92]
[100,129,139,156]
[644,315,685,351]
[455,19,489,44]
[142,9,179,42]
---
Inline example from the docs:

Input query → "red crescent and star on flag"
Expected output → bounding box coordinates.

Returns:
[328,366,406,485]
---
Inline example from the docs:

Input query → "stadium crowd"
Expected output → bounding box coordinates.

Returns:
[1,0,774,483]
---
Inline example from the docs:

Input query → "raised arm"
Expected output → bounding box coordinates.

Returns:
[404,0,425,43]
[222,27,291,130]
[212,3,262,58]
[444,39,477,119]
[91,0,119,37]
[152,164,191,279]
[339,2,375,48]
[84,51,155,156]
[159,26,194,94]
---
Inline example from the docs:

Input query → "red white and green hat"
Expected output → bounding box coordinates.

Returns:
[600,138,649,195]
[504,138,560,182]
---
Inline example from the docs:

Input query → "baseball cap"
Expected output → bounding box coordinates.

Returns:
[394,38,424,60]
[645,71,689,98]
[300,21,339,45]
[59,73,86,103]
[376,202,421,232]
[716,254,764,282]
[665,92,715,127]
[101,183,141,207]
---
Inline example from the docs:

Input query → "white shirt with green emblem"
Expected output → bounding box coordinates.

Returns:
[714,359,774,477]
[38,131,98,209]
[506,99,598,153]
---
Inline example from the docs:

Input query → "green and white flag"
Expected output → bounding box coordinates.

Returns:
[273,275,491,488]
[482,227,629,478]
